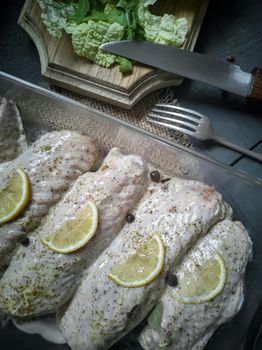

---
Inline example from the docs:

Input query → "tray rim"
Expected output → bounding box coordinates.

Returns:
[1,70,261,188]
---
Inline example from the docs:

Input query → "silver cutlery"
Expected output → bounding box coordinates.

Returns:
[147,104,262,162]
[101,41,262,102]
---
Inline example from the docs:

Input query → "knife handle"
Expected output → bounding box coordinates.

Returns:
[248,68,262,101]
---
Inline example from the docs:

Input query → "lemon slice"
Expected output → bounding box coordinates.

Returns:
[109,234,165,288]
[173,253,227,304]
[0,168,31,225]
[42,200,98,254]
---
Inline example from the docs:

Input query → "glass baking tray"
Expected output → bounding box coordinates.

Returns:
[0,71,261,350]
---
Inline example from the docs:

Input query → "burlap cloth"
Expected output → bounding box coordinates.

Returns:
[44,84,192,148]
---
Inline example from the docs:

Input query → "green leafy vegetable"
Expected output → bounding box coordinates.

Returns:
[142,13,188,46]
[74,0,90,24]
[37,0,78,38]
[117,57,134,73]
[137,0,156,22]
[71,20,125,67]
[37,0,189,73]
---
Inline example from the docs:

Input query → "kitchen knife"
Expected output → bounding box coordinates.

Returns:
[100,41,262,102]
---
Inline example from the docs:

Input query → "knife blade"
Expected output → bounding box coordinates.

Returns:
[100,41,262,101]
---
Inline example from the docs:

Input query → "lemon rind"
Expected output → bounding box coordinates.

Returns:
[0,168,31,225]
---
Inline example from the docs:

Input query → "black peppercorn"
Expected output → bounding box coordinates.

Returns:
[165,273,178,287]
[150,170,160,182]
[20,235,30,246]
[160,178,171,184]
[126,213,135,223]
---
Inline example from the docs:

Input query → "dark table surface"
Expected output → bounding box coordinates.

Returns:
[0,0,262,180]
[0,1,262,350]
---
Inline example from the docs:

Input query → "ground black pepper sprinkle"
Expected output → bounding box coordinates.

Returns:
[161,178,171,184]
[126,213,135,223]
[20,235,30,246]
[150,170,160,182]
[166,274,178,287]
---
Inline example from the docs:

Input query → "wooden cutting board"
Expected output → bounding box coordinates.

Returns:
[19,0,209,109]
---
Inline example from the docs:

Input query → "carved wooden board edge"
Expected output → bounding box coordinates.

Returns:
[18,0,209,109]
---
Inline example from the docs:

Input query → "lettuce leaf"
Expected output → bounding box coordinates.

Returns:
[142,12,188,46]
[37,0,78,38]
[71,20,125,67]
[37,0,189,73]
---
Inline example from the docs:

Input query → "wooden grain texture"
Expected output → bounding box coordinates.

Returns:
[249,68,262,102]
[18,0,209,108]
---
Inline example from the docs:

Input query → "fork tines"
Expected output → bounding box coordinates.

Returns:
[147,104,203,136]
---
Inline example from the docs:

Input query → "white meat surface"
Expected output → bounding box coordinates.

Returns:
[0,130,100,267]
[139,219,252,350]
[0,148,148,317]
[60,177,227,350]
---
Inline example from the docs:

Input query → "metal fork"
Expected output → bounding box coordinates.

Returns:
[147,104,262,163]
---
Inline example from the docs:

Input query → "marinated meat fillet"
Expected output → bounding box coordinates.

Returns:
[0,131,100,267]
[139,218,252,350]
[60,177,227,350]
[0,148,148,317]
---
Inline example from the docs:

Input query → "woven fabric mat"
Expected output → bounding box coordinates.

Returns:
[44,83,192,148]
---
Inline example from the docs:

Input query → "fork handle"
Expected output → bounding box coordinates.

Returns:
[212,134,262,162]
[248,68,262,102]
